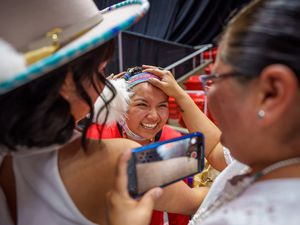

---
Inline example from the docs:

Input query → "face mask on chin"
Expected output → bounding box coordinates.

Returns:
[92,78,131,125]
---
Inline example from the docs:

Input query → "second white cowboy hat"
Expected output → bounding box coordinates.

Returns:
[0,0,149,94]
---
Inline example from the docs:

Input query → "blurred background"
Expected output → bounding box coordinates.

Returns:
[94,0,251,76]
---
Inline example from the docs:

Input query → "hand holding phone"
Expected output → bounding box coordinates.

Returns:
[107,149,163,225]
[127,132,205,197]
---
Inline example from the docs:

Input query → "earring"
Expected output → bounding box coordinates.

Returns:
[257,110,265,119]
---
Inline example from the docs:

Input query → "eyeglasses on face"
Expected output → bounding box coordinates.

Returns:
[200,71,240,93]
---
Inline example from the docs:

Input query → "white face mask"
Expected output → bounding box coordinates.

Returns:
[92,78,131,125]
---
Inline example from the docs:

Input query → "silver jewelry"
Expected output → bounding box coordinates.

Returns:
[257,109,265,119]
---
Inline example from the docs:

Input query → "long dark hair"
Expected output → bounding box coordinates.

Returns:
[221,0,300,85]
[0,39,116,150]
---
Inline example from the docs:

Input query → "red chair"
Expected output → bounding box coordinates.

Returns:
[183,75,203,90]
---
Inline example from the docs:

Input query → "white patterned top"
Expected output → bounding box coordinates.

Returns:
[189,160,300,225]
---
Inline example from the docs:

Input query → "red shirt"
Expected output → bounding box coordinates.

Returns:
[87,123,190,225]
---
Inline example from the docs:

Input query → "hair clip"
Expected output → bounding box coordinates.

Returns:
[124,66,143,80]
[124,73,131,81]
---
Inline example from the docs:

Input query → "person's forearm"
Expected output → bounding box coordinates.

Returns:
[206,143,227,171]
[154,181,209,215]
[173,89,226,170]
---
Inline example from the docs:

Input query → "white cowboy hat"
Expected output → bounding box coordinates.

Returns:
[0,0,149,94]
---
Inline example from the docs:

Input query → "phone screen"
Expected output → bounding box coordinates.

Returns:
[127,132,205,197]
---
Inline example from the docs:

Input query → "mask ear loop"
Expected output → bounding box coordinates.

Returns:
[118,118,147,141]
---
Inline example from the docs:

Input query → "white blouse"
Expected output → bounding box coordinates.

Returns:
[190,159,300,225]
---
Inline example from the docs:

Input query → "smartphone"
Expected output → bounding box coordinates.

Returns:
[127,132,205,197]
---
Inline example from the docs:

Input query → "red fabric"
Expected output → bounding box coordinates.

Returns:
[86,123,122,139]
[87,123,182,140]
[87,123,190,225]
[149,211,164,225]
[168,213,190,225]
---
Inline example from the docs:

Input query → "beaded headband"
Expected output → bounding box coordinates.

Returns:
[126,72,160,89]
[124,66,160,89]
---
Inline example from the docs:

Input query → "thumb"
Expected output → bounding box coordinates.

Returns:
[139,188,163,209]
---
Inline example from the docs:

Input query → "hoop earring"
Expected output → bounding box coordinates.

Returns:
[257,110,265,119]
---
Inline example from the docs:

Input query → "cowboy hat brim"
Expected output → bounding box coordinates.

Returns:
[0,0,149,94]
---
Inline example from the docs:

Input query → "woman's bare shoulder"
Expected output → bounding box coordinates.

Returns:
[85,138,140,157]
[58,138,140,224]
[59,137,140,159]
[99,138,141,150]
